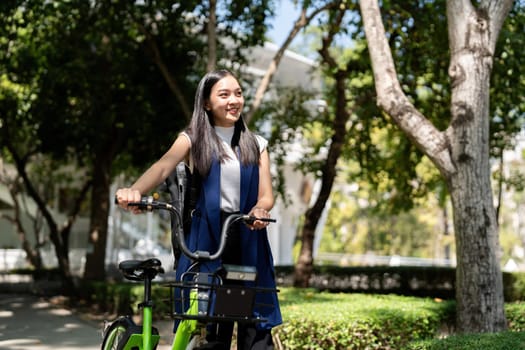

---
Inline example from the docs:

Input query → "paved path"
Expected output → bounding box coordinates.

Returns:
[0,294,174,350]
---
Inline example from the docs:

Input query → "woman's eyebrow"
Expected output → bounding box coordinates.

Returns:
[216,87,242,93]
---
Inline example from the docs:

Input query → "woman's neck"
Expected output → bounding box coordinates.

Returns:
[215,125,235,144]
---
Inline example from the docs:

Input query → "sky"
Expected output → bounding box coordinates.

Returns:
[265,1,355,55]
[266,1,301,46]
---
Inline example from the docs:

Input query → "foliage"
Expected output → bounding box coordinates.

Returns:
[263,1,454,221]
[352,1,450,214]
[253,85,319,204]
[504,272,525,302]
[0,0,275,167]
[274,289,525,349]
[490,3,525,159]
[274,288,454,350]
[506,302,525,332]
[320,185,450,256]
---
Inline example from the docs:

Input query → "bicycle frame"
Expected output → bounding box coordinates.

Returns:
[171,289,199,349]
[122,307,159,350]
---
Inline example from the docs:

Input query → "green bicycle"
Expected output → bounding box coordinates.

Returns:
[101,196,276,350]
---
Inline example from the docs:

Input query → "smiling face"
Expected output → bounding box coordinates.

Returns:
[205,75,244,127]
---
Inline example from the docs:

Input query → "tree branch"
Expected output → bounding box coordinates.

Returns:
[359,0,455,176]
[483,0,514,51]
[61,179,92,235]
[245,1,338,123]
[135,21,192,122]
[5,143,59,235]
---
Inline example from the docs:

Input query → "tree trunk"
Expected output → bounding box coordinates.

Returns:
[293,89,349,286]
[448,170,506,331]
[5,143,79,294]
[445,1,507,331]
[445,0,510,332]
[3,178,44,269]
[293,6,351,286]
[293,211,316,287]
[206,0,217,72]
[83,150,112,281]
[359,0,512,333]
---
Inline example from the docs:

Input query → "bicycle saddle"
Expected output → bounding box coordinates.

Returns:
[119,258,165,281]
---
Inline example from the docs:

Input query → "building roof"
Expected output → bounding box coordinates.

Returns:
[242,42,322,91]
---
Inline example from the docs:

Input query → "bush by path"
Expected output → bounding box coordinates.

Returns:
[273,288,454,349]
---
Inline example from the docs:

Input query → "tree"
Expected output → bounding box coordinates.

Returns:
[1,0,274,282]
[81,0,272,280]
[359,0,514,333]
[0,167,45,270]
[293,4,370,287]
[261,1,450,286]
[0,3,92,294]
[0,1,199,282]
[269,1,441,287]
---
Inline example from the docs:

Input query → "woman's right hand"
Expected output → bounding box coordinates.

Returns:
[115,188,143,214]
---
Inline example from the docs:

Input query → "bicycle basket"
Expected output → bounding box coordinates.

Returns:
[167,271,276,324]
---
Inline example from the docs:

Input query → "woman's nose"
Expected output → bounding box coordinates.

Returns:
[229,94,243,105]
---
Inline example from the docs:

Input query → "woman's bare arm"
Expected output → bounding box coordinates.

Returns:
[115,134,191,209]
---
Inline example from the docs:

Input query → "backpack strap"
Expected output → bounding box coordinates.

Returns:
[165,162,201,269]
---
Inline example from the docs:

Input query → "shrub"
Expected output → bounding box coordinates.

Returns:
[273,288,455,349]
[505,302,525,332]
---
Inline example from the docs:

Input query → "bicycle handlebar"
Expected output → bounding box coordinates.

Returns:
[116,195,275,262]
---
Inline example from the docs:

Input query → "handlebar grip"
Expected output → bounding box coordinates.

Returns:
[126,196,161,212]
[242,215,277,225]
[115,194,160,209]
[128,196,153,207]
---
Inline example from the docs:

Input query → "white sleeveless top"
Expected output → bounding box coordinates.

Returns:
[181,128,267,212]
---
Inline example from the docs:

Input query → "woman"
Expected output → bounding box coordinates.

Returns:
[115,69,282,349]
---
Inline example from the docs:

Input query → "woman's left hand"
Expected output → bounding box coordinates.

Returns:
[248,207,271,230]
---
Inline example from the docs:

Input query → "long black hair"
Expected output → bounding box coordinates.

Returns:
[185,69,260,176]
